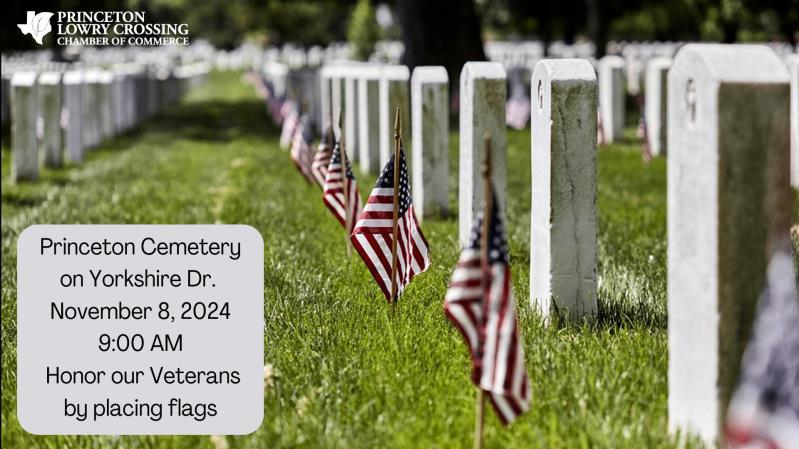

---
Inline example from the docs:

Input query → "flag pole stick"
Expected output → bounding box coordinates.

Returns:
[475,134,493,449]
[338,108,352,257]
[389,107,402,306]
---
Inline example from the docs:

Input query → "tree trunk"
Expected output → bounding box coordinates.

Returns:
[396,0,486,86]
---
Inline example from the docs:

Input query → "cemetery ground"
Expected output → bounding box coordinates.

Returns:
[2,70,788,449]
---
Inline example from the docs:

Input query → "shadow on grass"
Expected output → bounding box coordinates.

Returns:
[596,298,667,330]
[146,97,278,143]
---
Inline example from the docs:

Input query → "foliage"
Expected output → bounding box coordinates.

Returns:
[482,0,798,47]
[347,0,380,60]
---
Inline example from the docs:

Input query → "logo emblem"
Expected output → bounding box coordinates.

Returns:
[18,11,54,45]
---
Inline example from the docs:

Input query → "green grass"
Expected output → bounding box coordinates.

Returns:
[1,70,708,448]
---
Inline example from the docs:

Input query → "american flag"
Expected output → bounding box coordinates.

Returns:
[350,143,430,301]
[312,127,334,187]
[444,189,531,425]
[597,110,606,146]
[505,95,531,130]
[636,95,653,163]
[290,115,316,184]
[280,106,300,150]
[322,139,362,232]
[637,116,653,163]
[726,237,799,449]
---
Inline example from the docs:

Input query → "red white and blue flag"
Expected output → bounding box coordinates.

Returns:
[312,127,334,187]
[726,237,799,449]
[323,139,361,232]
[280,106,300,150]
[444,189,531,425]
[505,94,531,130]
[290,115,316,184]
[350,144,430,301]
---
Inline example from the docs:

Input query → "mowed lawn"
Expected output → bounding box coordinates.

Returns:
[2,70,712,449]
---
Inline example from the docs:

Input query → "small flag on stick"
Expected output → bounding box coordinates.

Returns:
[289,114,316,184]
[350,108,430,302]
[505,94,531,130]
[312,127,334,187]
[726,237,799,449]
[323,117,362,234]
[444,136,531,433]
[279,105,300,150]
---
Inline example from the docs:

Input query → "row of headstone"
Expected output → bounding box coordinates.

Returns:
[460,45,795,447]
[339,45,793,448]
[9,63,208,182]
[248,38,795,159]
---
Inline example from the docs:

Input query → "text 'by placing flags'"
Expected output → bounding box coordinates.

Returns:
[323,137,362,233]
[444,187,531,426]
[350,141,430,302]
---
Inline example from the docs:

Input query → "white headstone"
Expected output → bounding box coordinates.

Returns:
[330,69,344,136]
[344,75,359,162]
[319,66,333,132]
[37,71,63,168]
[357,66,381,174]
[98,71,115,139]
[344,73,359,163]
[787,55,799,187]
[644,57,672,156]
[668,44,792,447]
[11,71,39,182]
[598,55,625,143]
[62,71,84,163]
[530,59,598,321]
[411,66,449,219]
[82,70,100,149]
[112,69,128,134]
[379,65,410,168]
[459,62,507,244]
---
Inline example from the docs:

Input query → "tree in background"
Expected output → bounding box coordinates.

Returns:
[395,0,486,86]
[3,0,797,53]
[347,0,380,60]
[480,0,798,55]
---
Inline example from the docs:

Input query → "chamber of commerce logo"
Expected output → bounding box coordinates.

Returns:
[18,11,54,45]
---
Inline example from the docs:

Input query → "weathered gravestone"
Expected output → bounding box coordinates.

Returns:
[410,66,449,219]
[357,65,381,174]
[459,62,506,244]
[61,71,84,163]
[787,55,799,187]
[530,59,598,322]
[598,55,625,143]
[645,57,672,156]
[11,71,39,182]
[668,44,792,447]
[37,71,63,168]
[379,65,410,168]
